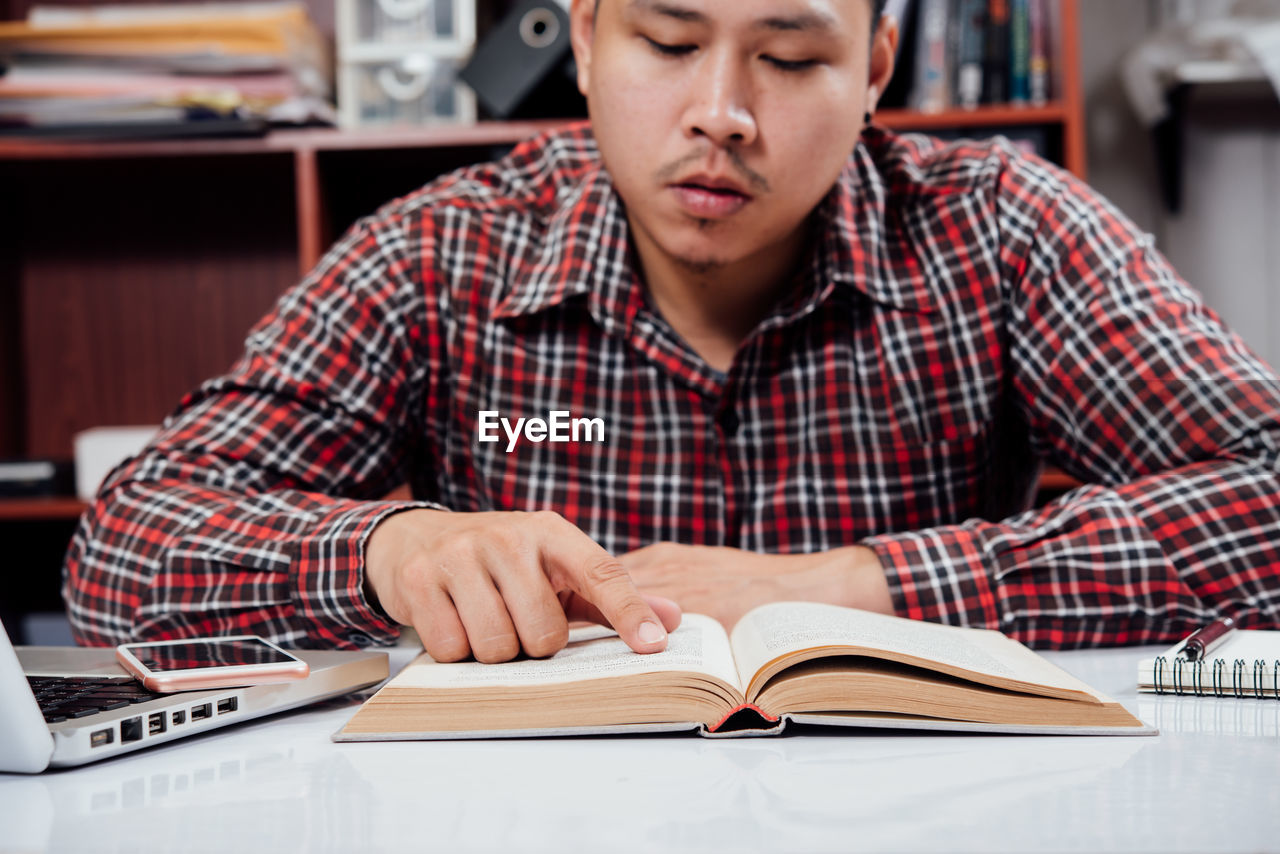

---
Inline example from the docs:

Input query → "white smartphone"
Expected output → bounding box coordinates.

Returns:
[115,635,310,693]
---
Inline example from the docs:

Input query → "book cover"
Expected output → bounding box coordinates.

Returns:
[1009,0,1030,103]
[1028,0,1050,104]
[982,0,1011,104]
[911,0,951,113]
[951,0,987,110]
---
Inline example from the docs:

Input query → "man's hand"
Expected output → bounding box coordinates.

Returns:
[363,509,682,663]
[618,543,893,630]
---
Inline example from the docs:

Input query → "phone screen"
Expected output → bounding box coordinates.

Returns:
[127,639,296,672]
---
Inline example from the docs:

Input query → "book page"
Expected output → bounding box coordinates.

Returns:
[730,602,1097,698]
[386,613,742,692]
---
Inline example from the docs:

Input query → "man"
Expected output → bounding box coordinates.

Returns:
[65,0,1280,663]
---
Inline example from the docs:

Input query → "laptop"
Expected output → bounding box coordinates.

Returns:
[0,623,389,773]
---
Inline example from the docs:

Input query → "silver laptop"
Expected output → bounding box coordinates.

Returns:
[0,623,388,773]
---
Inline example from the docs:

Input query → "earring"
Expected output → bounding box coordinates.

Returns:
[864,111,873,124]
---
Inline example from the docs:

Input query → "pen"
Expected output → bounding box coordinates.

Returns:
[1180,616,1237,661]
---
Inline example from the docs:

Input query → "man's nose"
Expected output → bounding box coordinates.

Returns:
[682,50,758,148]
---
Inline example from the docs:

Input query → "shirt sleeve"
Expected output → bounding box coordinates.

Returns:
[862,151,1280,648]
[63,207,446,649]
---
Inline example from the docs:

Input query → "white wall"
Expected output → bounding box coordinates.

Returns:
[1078,0,1163,235]
[1163,96,1280,368]
[1078,0,1280,368]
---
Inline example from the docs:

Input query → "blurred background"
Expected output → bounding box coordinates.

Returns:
[1,0,1277,644]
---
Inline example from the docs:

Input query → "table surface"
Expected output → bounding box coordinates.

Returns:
[3,643,1279,854]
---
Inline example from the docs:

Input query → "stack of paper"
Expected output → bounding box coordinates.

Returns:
[0,2,334,137]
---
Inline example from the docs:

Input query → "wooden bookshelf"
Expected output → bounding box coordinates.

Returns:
[0,1,1087,525]
[0,119,566,160]
[0,498,88,521]
[878,102,1071,130]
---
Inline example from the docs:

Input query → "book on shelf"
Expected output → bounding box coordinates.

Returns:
[905,0,1058,113]
[0,459,74,497]
[334,602,1154,741]
[951,0,987,109]
[1009,0,1031,102]
[910,0,951,112]
[982,0,1011,103]
[1027,0,1054,105]
[0,1,333,136]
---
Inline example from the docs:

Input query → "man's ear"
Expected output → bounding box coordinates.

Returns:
[867,14,899,112]
[569,0,597,97]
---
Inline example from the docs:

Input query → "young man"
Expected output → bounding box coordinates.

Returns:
[66,0,1280,664]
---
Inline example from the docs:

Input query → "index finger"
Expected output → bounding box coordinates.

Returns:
[543,537,670,655]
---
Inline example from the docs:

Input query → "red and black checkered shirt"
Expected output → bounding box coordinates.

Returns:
[64,122,1280,650]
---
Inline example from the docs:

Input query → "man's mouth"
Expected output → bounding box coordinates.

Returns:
[677,182,748,196]
[669,182,753,218]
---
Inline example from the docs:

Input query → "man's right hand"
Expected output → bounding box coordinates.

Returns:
[363,509,682,663]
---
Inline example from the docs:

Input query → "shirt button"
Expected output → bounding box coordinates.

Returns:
[718,410,741,437]
[346,631,373,648]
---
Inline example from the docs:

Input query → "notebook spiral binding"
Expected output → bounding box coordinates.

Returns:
[1154,656,1280,698]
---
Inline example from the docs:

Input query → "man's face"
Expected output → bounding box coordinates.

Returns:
[570,0,895,275]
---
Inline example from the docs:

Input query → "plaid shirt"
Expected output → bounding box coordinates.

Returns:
[65,122,1280,650]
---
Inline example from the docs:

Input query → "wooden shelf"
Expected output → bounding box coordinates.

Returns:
[0,119,570,161]
[876,102,1071,131]
[0,497,87,521]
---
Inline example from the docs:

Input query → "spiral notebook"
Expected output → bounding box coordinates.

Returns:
[1138,630,1280,698]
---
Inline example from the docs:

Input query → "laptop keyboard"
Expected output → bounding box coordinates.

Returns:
[28,675,165,723]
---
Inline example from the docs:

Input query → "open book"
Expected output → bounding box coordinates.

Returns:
[335,603,1153,740]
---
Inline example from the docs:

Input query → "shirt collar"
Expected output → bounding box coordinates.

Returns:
[813,129,938,315]
[494,162,641,339]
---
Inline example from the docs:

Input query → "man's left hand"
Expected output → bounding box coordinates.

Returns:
[617,543,894,631]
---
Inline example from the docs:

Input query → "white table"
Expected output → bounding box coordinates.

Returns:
[3,645,1278,853]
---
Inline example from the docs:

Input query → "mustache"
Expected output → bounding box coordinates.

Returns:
[654,149,770,195]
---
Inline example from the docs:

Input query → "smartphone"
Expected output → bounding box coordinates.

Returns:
[115,635,310,693]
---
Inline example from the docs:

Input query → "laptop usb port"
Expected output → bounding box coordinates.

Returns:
[90,728,114,748]
[190,703,212,721]
[217,697,238,715]
[148,713,167,735]
[120,717,143,743]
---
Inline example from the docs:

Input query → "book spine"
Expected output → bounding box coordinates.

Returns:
[1028,0,1049,105]
[911,0,951,112]
[705,703,782,736]
[982,0,1010,104]
[1152,655,1280,698]
[1009,0,1030,104]
[952,0,986,110]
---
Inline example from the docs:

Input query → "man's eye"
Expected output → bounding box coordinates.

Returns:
[763,56,818,72]
[643,36,695,57]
